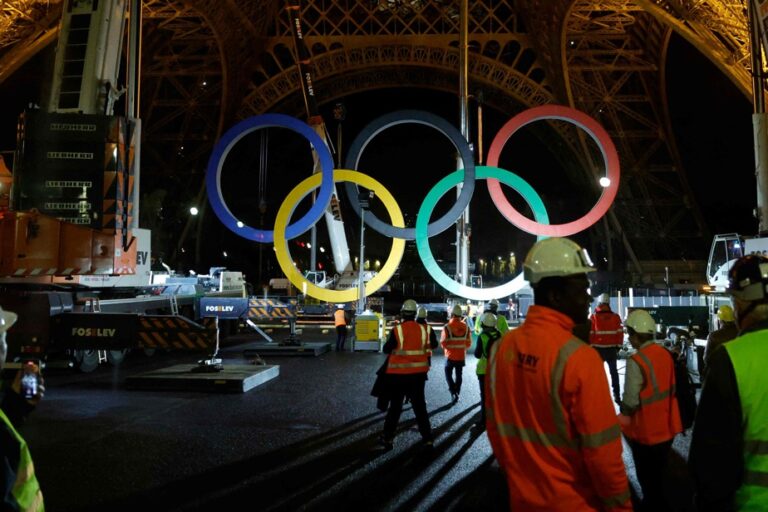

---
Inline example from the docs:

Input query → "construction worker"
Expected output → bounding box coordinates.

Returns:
[703,303,738,377]
[440,305,472,404]
[334,304,348,351]
[474,311,501,428]
[619,309,682,511]
[486,237,631,511]
[690,254,768,510]
[378,299,436,450]
[589,292,624,404]
[474,298,509,336]
[0,306,45,511]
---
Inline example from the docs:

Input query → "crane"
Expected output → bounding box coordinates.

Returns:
[284,0,377,294]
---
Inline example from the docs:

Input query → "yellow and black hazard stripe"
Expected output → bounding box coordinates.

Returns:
[247,299,297,321]
[137,315,213,350]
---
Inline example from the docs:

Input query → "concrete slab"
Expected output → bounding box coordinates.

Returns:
[242,341,331,357]
[126,363,279,393]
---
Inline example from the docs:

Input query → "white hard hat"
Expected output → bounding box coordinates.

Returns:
[417,307,428,319]
[523,237,595,284]
[480,312,497,328]
[488,298,499,311]
[625,309,655,335]
[451,304,463,317]
[401,299,418,313]
[598,293,610,304]
[0,306,18,334]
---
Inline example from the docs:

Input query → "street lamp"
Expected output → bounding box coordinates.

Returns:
[357,189,374,313]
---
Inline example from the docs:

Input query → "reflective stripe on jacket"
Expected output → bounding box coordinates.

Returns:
[726,331,768,509]
[334,309,347,327]
[0,409,44,511]
[441,318,471,361]
[622,343,682,445]
[386,321,429,374]
[589,306,623,348]
[486,305,631,511]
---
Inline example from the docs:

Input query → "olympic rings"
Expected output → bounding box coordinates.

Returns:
[486,104,620,237]
[208,106,619,301]
[416,166,549,300]
[343,110,475,239]
[273,169,406,303]
[205,113,335,243]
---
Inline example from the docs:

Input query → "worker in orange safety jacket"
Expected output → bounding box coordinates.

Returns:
[486,237,631,511]
[334,304,348,352]
[440,304,472,404]
[378,299,437,451]
[618,308,682,511]
[589,293,624,404]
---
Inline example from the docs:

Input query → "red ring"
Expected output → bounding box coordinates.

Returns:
[486,104,620,236]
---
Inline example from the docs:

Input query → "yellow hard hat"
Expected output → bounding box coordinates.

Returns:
[480,312,497,328]
[717,304,735,323]
[401,299,418,313]
[523,237,595,284]
[0,306,18,334]
[625,309,656,335]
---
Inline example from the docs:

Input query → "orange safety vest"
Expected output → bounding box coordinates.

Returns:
[487,305,631,512]
[387,321,430,375]
[589,306,624,347]
[440,318,471,361]
[334,309,347,327]
[622,343,682,445]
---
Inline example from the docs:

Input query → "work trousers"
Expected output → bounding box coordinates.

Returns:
[335,325,347,351]
[477,374,487,425]
[444,359,465,395]
[383,373,432,441]
[596,346,621,402]
[628,438,674,512]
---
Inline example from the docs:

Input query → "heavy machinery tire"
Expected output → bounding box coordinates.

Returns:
[107,349,129,366]
[72,349,99,373]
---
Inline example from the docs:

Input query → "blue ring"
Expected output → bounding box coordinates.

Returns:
[205,114,335,243]
[343,110,475,240]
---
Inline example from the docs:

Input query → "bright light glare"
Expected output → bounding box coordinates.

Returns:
[190,206,199,215]
[236,221,244,228]
[599,177,611,188]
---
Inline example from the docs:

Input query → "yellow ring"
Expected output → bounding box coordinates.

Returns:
[273,169,405,303]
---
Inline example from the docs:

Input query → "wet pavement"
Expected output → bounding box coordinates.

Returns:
[16,327,696,511]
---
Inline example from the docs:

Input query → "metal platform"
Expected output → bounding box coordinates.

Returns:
[242,341,331,357]
[126,363,279,393]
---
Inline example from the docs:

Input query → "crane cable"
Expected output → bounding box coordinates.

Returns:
[258,130,268,215]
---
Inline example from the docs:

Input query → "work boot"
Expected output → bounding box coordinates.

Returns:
[451,392,459,404]
[378,435,393,451]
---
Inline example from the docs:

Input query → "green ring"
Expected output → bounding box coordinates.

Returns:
[415,165,549,300]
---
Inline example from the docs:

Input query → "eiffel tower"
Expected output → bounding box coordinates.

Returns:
[0,0,758,282]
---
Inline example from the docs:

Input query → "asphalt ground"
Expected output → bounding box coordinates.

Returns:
[14,326,696,511]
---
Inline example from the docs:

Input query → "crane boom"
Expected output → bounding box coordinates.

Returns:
[285,0,353,279]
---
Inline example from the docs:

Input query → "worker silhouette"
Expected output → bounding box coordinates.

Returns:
[589,293,624,404]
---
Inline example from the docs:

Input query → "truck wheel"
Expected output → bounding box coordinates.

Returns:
[107,349,129,366]
[72,349,99,373]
